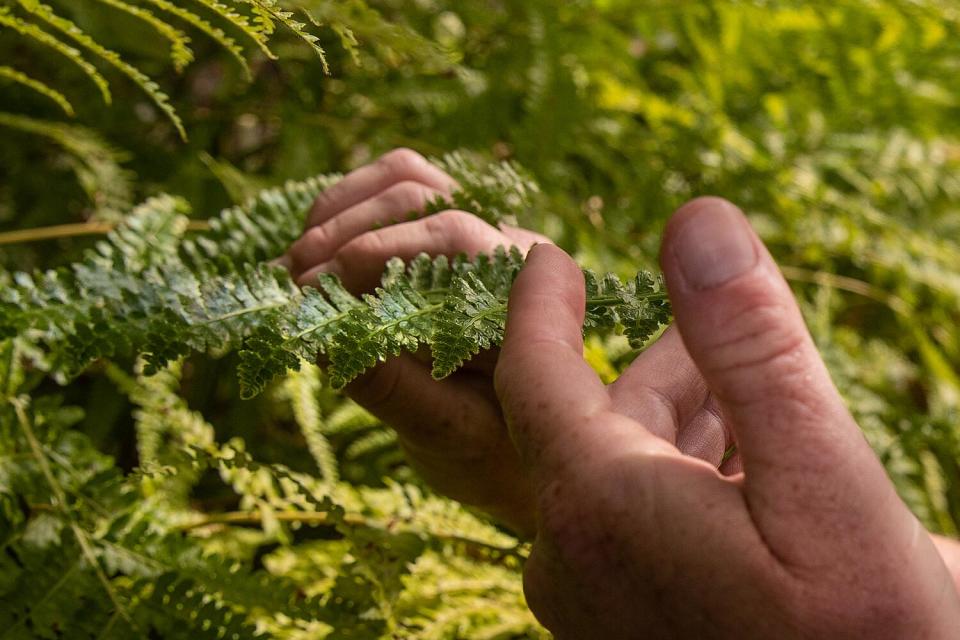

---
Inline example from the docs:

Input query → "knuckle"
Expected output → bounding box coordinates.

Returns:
[339,231,387,265]
[344,360,401,411]
[705,297,808,382]
[425,210,487,248]
[381,180,433,211]
[303,224,331,249]
[289,226,331,270]
[377,147,428,177]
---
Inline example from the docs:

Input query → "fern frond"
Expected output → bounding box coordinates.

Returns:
[0,164,671,397]
[431,272,509,379]
[282,363,338,483]
[429,151,540,228]
[185,0,277,59]
[234,0,328,73]
[0,112,133,220]
[17,0,187,140]
[324,273,438,388]
[0,7,111,104]
[143,0,252,80]
[186,172,340,264]
[92,0,194,73]
[0,65,74,116]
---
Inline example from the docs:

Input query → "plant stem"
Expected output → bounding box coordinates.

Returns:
[779,265,910,316]
[0,220,210,245]
[11,398,133,625]
[177,509,528,564]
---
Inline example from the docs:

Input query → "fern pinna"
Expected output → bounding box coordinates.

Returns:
[0,154,671,398]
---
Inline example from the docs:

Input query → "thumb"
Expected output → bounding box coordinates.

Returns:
[660,198,908,562]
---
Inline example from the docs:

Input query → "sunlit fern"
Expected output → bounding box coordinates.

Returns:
[0,0,330,141]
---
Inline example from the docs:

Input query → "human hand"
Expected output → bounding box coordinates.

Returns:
[280,149,549,533]
[495,198,960,637]
[280,149,735,537]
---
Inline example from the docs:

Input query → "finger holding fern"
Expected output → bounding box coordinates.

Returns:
[0,157,671,538]
[285,148,550,290]
[285,179,445,276]
[304,148,457,229]
[279,151,552,536]
[297,209,549,292]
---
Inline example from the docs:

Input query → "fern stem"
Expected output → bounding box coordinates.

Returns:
[779,265,910,315]
[204,299,288,323]
[0,220,210,245]
[176,508,366,530]
[11,398,133,626]
[176,509,527,563]
[588,292,670,306]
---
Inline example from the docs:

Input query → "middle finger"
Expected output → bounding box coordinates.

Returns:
[287,180,444,277]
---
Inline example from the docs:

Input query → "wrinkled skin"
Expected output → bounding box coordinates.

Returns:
[284,150,960,637]
[496,200,960,638]
[281,149,734,536]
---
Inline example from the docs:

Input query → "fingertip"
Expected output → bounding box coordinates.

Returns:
[522,243,580,281]
[516,244,585,313]
[664,196,744,238]
[505,244,586,358]
[660,197,759,293]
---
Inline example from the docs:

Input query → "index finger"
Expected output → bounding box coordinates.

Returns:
[494,244,610,472]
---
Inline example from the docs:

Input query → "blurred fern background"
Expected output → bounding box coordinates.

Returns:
[2,0,960,637]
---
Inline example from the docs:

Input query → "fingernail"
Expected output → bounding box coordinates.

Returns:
[524,242,549,264]
[672,201,757,290]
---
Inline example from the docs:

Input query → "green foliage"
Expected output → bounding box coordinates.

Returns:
[0,112,132,220]
[0,160,669,398]
[0,0,333,140]
[4,0,960,637]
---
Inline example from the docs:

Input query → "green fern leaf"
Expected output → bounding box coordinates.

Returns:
[430,272,508,379]
[185,0,277,59]
[93,0,194,73]
[583,270,670,347]
[0,65,74,116]
[142,0,252,80]
[235,0,328,73]
[18,0,187,140]
[326,276,439,388]
[0,8,111,104]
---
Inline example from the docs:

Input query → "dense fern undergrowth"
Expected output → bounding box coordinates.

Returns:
[0,157,670,638]
[3,0,960,638]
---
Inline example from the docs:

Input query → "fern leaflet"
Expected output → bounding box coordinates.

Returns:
[92,0,194,73]
[0,7,111,104]
[17,0,187,140]
[0,65,73,115]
